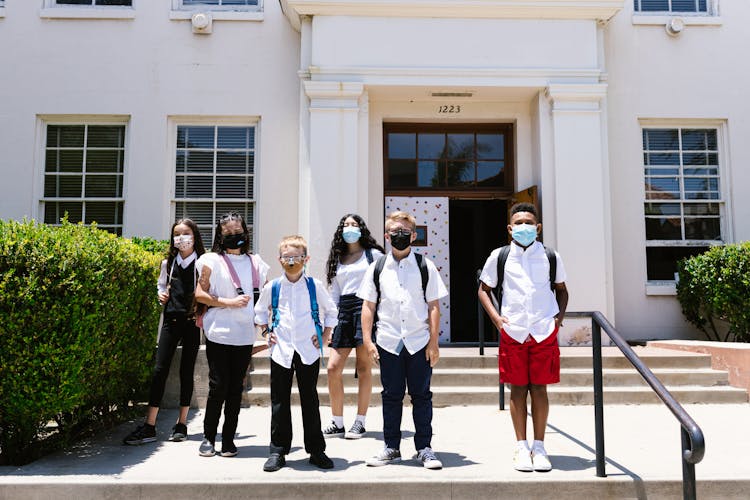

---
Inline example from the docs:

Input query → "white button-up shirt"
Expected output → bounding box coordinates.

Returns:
[479,241,567,344]
[254,274,338,368]
[357,252,448,356]
[157,252,197,294]
[330,249,384,304]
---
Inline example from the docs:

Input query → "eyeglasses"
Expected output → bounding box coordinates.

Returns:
[388,229,412,237]
[280,255,306,264]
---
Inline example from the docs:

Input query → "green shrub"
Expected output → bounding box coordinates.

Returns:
[0,219,162,464]
[676,242,750,343]
[130,236,168,257]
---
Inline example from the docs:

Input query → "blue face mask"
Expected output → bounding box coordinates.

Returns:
[512,224,537,247]
[342,227,361,244]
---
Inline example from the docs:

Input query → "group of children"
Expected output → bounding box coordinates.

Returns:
[123,203,568,474]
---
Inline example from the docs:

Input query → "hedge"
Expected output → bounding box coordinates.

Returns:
[0,219,162,464]
[676,242,750,343]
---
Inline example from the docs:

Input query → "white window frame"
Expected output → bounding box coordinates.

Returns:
[169,117,260,249]
[632,0,722,28]
[37,115,131,236]
[169,0,263,21]
[41,0,135,20]
[639,119,731,295]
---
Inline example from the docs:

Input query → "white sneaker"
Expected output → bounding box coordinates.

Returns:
[532,446,552,471]
[366,447,401,466]
[513,447,533,472]
[415,447,443,470]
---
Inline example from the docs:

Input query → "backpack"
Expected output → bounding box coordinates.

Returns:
[373,252,429,305]
[269,276,324,356]
[493,244,557,306]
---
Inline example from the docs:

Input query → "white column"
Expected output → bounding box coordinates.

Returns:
[544,83,614,319]
[302,80,366,271]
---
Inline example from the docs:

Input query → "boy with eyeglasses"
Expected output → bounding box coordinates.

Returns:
[358,211,448,469]
[254,235,339,472]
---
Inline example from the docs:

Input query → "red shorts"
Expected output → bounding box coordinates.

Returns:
[498,327,560,386]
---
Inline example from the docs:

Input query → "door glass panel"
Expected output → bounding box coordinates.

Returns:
[477,161,503,185]
[388,159,416,187]
[418,160,441,187]
[417,134,445,159]
[446,134,473,159]
[476,134,504,159]
[446,161,474,186]
[388,133,416,159]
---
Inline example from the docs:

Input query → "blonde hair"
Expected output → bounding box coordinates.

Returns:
[385,211,417,231]
[278,235,308,256]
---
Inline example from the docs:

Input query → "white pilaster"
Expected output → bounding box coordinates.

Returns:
[302,80,366,271]
[544,83,614,319]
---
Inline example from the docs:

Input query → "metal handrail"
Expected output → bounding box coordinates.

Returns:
[590,311,705,500]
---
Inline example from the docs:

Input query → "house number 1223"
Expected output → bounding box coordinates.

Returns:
[438,105,461,114]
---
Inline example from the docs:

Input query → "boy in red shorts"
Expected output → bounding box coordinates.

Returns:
[478,202,568,472]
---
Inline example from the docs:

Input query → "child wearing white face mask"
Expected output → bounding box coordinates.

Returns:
[123,219,207,446]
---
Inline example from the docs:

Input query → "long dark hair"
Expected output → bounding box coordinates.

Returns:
[211,212,252,255]
[166,218,206,270]
[325,213,384,286]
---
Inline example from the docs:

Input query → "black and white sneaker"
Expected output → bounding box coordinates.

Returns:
[220,442,238,457]
[344,420,366,439]
[198,438,216,457]
[366,447,401,466]
[123,423,156,445]
[170,423,188,442]
[323,421,345,438]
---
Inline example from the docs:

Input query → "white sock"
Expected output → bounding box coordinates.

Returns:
[332,416,344,428]
[517,440,530,451]
[355,414,366,425]
[533,440,545,452]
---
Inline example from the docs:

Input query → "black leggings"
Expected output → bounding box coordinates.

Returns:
[148,315,200,408]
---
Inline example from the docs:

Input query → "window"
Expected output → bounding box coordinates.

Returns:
[54,1,132,5]
[642,127,722,281]
[43,124,126,235]
[634,0,709,14]
[384,124,513,191]
[174,125,256,246]
[178,0,259,9]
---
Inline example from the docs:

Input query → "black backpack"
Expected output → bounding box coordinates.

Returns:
[373,252,429,305]
[494,244,557,305]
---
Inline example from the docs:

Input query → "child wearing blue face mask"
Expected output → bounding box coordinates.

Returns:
[478,202,569,473]
[322,214,384,440]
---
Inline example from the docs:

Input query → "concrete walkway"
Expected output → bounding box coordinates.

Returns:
[1,402,748,499]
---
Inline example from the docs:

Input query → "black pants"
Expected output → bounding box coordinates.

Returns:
[148,315,200,408]
[270,352,325,455]
[204,339,252,446]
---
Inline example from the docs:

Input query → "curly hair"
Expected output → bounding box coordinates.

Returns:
[166,218,206,270]
[325,214,384,286]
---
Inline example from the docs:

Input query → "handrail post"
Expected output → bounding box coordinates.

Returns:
[477,269,485,356]
[592,318,606,478]
[682,427,697,500]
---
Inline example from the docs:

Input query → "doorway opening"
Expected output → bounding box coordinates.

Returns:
[449,199,507,343]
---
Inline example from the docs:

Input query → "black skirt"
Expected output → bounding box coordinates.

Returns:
[330,294,368,349]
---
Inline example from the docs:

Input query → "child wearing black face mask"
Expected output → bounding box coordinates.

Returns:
[254,235,339,472]
[194,212,270,458]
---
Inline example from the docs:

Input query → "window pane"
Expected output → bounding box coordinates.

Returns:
[47,125,85,148]
[86,150,123,173]
[58,176,84,197]
[388,133,416,159]
[417,134,445,159]
[645,202,680,216]
[388,159,416,187]
[87,125,124,148]
[58,150,84,172]
[684,217,721,240]
[672,0,701,12]
[417,161,440,187]
[183,0,258,5]
[446,161,474,186]
[646,246,709,281]
[639,0,670,12]
[185,151,214,173]
[476,134,504,160]
[216,151,249,173]
[181,176,213,198]
[645,152,679,165]
[446,134,474,160]
[216,176,251,199]
[477,161,504,186]
[645,217,682,240]
[85,175,121,197]
[182,126,215,149]
[45,202,83,224]
[175,201,214,226]
[217,127,250,149]
[645,167,679,176]
[683,203,719,216]
[85,202,121,225]
[643,128,679,150]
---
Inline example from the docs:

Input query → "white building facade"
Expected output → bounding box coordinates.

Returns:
[1,0,747,342]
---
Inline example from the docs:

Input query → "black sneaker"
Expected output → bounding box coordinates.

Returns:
[344,420,366,439]
[220,442,238,457]
[263,453,285,472]
[322,421,345,438]
[198,438,216,457]
[123,423,156,445]
[170,423,188,442]
[309,452,334,469]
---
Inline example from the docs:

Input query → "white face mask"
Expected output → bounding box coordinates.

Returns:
[173,234,194,251]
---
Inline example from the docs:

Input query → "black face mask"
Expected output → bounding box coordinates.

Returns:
[389,231,412,251]
[222,233,247,250]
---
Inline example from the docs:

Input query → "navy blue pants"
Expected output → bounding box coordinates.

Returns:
[377,344,433,451]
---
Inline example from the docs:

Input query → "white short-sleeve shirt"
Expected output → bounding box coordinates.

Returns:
[195,252,270,346]
[330,248,384,304]
[479,241,566,343]
[254,274,338,368]
[357,251,448,356]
